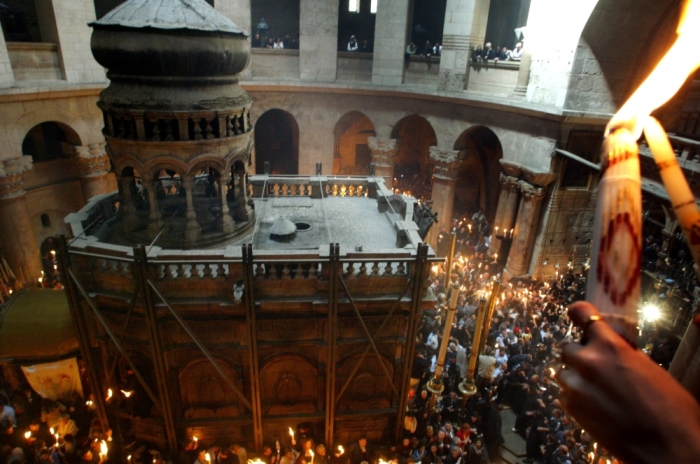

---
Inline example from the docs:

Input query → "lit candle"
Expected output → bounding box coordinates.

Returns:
[24,431,31,439]
[106,389,113,401]
[121,390,133,398]
[337,446,344,455]
[309,449,314,464]
[644,117,700,266]
[99,441,108,461]
[288,427,295,439]
[205,453,211,463]
[193,436,198,443]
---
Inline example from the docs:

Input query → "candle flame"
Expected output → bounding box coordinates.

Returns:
[289,427,295,437]
[128,456,132,463]
[121,389,133,398]
[193,436,198,442]
[337,446,344,455]
[100,440,108,456]
[106,389,112,400]
[248,460,266,464]
[24,431,31,439]
[206,453,211,463]
[50,428,54,435]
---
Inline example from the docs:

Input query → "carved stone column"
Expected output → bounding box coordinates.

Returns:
[183,177,201,244]
[218,174,234,233]
[368,137,399,189]
[0,156,42,281]
[488,173,520,256]
[503,181,547,282]
[64,142,112,201]
[426,147,466,250]
[233,166,252,221]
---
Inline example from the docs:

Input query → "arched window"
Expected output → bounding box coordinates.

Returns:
[22,122,80,163]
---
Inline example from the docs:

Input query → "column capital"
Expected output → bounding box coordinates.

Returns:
[499,160,523,177]
[368,137,399,166]
[430,147,465,179]
[499,173,520,191]
[63,142,111,177]
[0,156,33,199]
[518,180,547,201]
[523,168,557,187]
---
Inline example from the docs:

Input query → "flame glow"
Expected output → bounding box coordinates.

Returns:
[24,431,31,439]
[288,427,295,437]
[106,389,113,401]
[100,440,108,457]
[337,446,344,455]
[121,389,133,398]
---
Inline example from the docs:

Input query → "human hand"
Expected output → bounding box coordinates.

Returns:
[558,301,700,464]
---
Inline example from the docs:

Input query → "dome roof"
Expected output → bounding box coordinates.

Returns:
[270,217,297,237]
[90,0,247,36]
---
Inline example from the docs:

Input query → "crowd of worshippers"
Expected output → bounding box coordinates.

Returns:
[471,42,523,63]
[405,41,442,59]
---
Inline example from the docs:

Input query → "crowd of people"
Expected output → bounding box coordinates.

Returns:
[251,32,299,50]
[471,42,523,63]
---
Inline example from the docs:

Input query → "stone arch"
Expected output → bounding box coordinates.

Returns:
[258,353,318,415]
[144,158,188,180]
[254,109,299,175]
[335,352,394,412]
[21,122,81,163]
[332,111,376,175]
[453,126,503,221]
[11,108,91,157]
[178,356,243,418]
[390,114,437,174]
[563,0,680,115]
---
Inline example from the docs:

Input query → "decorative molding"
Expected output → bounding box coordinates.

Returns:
[63,142,111,177]
[368,137,399,167]
[518,180,547,201]
[523,168,557,187]
[0,156,33,199]
[430,146,465,179]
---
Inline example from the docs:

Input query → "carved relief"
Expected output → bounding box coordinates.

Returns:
[367,137,399,167]
[260,355,318,415]
[499,173,520,191]
[179,358,242,418]
[430,147,466,179]
[0,156,33,199]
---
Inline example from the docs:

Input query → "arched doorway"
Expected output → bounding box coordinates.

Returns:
[391,115,437,197]
[453,126,503,220]
[254,109,299,175]
[22,121,81,163]
[332,112,375,175]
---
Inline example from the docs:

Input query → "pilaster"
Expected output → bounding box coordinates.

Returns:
[372,0,411,86]
[368,137,399,189]
[42,0,106,83]
[0,157,42,282]
[300,0,339,82]
[438,0,491,92]
[426,147,466,250]
[488,173,520,256]
[503,180,547,282]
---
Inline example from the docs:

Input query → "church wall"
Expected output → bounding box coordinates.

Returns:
[246,87,560,175]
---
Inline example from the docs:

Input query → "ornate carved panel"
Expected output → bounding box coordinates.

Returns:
[259,354,318,415]
[178,358,242,418]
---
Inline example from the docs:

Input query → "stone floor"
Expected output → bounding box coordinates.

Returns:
[497,408,527,464]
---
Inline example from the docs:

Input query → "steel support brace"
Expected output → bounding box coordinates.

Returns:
[134,246,178,452]
[146,278,253,411]
[395,244,429,439]
[337,273,400,397]
[324,243,340,446]
[243,244,263,449]
[56,236,110,436]
[65,267,164,413]
[336,274,414,404]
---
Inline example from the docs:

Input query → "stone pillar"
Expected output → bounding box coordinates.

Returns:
[438,0,491,92]
[218,174,234,233]
[64,142,112,202]
[0,157,42,282]
[145,182,164,239]
[425,147,466,250]
[368,137,399,190]
[214,0,252,78]
[0,22,15,88]
[503,181,547,282]
[299,0,338,81]
[487,173,520,256]
[233,167,253,221]
[183,178,201,244]
[512,48,533,98]
[372,0,410,86]
[36,0,105,83]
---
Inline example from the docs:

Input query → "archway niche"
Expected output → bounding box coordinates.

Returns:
[332,111,376,175]
[453,126,503,221]
[22,121,81,163]
[254,109,299,175]
[390,114,437,193]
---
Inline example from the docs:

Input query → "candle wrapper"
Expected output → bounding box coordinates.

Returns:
[586,128,641,345]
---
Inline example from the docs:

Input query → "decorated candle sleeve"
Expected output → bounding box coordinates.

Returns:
[585,128,641,346]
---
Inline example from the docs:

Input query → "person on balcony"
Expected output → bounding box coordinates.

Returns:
[273,37,284,49]
[347,35,359,52]
[481,43,496,61]
[509,42,523,61]
[406,42,417,60]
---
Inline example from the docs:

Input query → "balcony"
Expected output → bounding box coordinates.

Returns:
[7,42,63,82]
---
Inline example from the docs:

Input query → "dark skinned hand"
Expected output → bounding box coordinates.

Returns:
[558,301,700,464]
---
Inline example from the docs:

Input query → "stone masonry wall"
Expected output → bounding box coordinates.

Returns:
[0,23,14,88]
[371,0,410,86]
[300,0,339,81]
